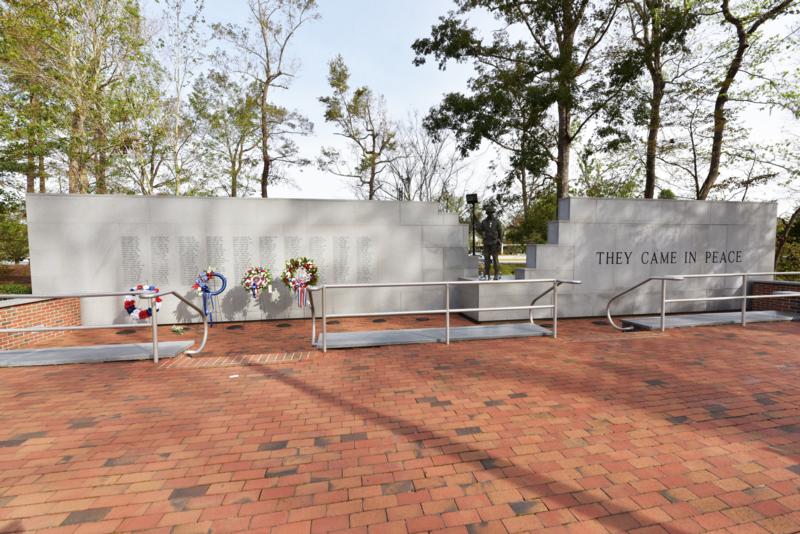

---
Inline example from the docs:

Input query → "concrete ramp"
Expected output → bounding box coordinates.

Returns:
[316,323,550,349]
[0,341,194,367]
[622,311,796,331]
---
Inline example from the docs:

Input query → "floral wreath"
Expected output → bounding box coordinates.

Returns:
[123,284,162,321]
[192,268,227,297]
[281,257,318,308]
[192,268,227,326]
[281,257,318,288]
[241,266,272,299]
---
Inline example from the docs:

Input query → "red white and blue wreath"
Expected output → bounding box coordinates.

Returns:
[241,266,272,299]
[281,257,318,308]
[192,268,227,326]
[123,284,162,321]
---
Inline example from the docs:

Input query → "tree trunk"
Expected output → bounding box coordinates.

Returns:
[25,94,36,193]
[26,145,35,193]
[231,146,239,197]
[260,155,270,198]
[369,155,377,199]
[698,21,747,199]
[68,109,86,194]
[520,167,529,223]
[173,63,182,196]
[260,85,270,198]
[555,101,571,200]
[644,72,664,199]
[37,153,45,193]
[79,164,89,193]
[94,127,108,194]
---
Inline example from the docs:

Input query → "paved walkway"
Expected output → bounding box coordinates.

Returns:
[1,318,799,533]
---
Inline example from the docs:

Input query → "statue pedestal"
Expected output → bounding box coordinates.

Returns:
[451,275,551,322]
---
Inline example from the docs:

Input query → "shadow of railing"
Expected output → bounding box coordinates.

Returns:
[246,362,695,533]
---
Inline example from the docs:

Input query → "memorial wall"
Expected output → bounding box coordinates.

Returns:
[26,195,476,325]
[456,198,777,321]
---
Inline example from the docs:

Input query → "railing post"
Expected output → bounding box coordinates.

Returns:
[171,290,208,356]
[445,283,450,345]
[660,278,667,332]
[310,290,316,346]
[741,273,748,326]
[321,286,327,353]
[151,299,159,364]
[552,279,558,339]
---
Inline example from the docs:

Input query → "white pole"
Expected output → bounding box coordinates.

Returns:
[741,274,748,326]
[322,286,327,353]
[445,283,450,345]
[151,303,159,364]
[552,280,558,338]
[660,279,667,332]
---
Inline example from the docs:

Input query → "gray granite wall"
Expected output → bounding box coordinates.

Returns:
[459,198,777,321]
[26,195,477,325]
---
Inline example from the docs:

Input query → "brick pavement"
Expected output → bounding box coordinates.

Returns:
[1,317,799,533]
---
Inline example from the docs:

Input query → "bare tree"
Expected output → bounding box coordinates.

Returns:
[190,71,260,197]
[698,0,797,199]
[386,114,467,206]
[213,0,318,198]
[319,55,397,199]
[617,0,698,198]
[159,0,205,195]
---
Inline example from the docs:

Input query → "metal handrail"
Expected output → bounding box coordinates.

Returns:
[0,289,208,362]
[607,271,800,332]
[308,278,580,352]
[676,271,800,279]
[606,276,685,331]
[528,281,582,326]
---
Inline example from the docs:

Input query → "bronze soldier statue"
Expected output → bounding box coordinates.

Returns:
[477,203,503,280]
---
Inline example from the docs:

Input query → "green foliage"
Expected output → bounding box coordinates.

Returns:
[776,242,800,275]
[318,55,396,199]
[0,0,796,216]
[0,0,159,194]
[573,150,640,198]
[413,0,624,201]
[0,194,27,264]
[211,0,318,197]
[776,211,800,276]
[0,283,33,295]
[192,69,312,197]
[0,283,31,294]
[438,189,468,222]
[0,215,28,263]
[505,190,557,245]
[499,263,525,276]
[0,187,23,216]
[190,71,261,196]
[658,188,677,199]
[412,5,554,194]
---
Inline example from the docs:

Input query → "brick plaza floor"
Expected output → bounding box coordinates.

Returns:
[1,317,799,533]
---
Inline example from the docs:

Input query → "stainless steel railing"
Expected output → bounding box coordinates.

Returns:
[606,271,800,332]
[0,289,208,362]
[308,278,581,352]
[528,280,582,326]
[606,276,686,331]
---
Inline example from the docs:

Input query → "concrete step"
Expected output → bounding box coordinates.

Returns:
[0,341,193,367]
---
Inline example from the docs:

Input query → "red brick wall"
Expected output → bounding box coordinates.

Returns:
[750,281,800,313]
[0,298,81,350]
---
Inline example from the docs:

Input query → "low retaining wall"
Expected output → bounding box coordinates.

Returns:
[750,280,800,314]
[0,298,81,350]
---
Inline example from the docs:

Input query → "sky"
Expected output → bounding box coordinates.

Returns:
[141,0,799,212]
[191,0,492,200]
